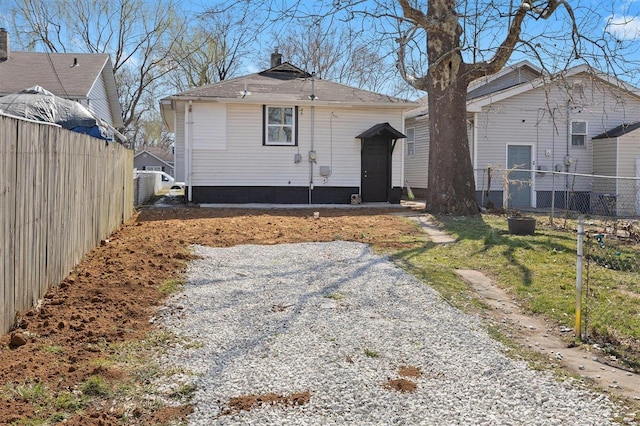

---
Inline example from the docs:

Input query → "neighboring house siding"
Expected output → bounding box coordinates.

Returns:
[86,74,114,126]
[188,104,405,189]
[592,139,618,177]
[592,138,618,194]
[403,116,429,195]
[475,75,640,194]
[134,154,174,175]
[619,132,640,178]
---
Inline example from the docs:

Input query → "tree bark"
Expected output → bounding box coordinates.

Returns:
[425,0,478,215]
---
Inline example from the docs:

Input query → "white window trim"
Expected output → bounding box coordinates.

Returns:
[406,127,415,157]
[571,120,587,148]
[264,105,298,146]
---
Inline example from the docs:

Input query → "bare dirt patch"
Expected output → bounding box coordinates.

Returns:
[398,365,422,378]
[225,390,312,414]
[384,378,417,393]
[0,205,423,425]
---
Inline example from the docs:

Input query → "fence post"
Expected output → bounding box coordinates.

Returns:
[575,215,584,339]
[550,172,556,225]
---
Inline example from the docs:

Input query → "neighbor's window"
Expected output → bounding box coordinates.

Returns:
[406,127,415,157]
[264,106,298,146]
[571,120,587,147]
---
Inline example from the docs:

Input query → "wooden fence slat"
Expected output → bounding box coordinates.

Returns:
[1,115,134,333]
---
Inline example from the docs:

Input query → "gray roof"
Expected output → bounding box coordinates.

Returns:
[135,147,174,163]
[164,63,414,107]
[1,52,107,98]
[0,51,122,127]
[593,121,640,139]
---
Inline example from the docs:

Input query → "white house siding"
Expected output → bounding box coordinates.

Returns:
[404,116,429,196]
[475,75,640,197]
[86,74,114,126]
[186,103,405,189]
[192,103,227,150]
[174,104,186,182]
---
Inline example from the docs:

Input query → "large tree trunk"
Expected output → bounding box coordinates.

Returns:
[425,0,479,215]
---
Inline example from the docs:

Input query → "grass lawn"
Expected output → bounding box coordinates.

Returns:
[392,213,640,371]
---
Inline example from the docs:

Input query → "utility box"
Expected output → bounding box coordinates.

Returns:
[319,166,331,176]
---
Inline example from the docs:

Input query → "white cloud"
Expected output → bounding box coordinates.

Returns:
[606,15,640,40]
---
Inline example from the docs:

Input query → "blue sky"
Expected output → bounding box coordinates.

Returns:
[2,1,640,90]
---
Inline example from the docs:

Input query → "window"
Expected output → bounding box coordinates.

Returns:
[264,106,298,145]
[144,166,163,172]
[571,120,587,147]
[406,127,415,157]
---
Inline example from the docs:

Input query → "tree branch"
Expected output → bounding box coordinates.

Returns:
[467,0,579,82]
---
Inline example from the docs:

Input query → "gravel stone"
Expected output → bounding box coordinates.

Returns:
[155,241,622,425]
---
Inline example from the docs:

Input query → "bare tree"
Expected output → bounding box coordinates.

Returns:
[165,7,256,92]
[393,0,634,214]
[265,0,638,214]
[10,0,188,143]
[273,23,396,94]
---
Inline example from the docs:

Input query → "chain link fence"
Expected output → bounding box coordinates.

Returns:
[577,218,640,365]
[476,168,640,219]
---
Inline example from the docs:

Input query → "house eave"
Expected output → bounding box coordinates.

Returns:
[161,95,417,109]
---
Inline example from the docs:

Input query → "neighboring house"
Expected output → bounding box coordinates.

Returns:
[405,60,640,214]
[0,28,122,129]
[592,122,640,216]
[160,51,417,204]
[134,147,175,176]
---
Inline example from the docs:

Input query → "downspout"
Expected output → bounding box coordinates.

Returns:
[566,100,571,198]
[309,104,314,205]
[400,114,405,192]
[309,72,316,205]
[186,100,193,202]
[173,101,178,176]
[473,112,478,195]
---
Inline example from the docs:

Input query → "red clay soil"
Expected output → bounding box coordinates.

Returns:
[0,206,423,425]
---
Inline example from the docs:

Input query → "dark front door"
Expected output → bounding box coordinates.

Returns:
[361,136,390,202]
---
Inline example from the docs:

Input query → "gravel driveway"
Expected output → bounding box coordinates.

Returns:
[156,241,621,425]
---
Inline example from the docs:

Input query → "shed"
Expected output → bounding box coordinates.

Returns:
[591,122,640,216]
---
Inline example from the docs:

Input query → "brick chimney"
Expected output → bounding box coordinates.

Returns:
[0,28,9,60]
[270,48,282,68]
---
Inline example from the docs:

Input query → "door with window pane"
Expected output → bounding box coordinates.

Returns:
[507,145,532,208]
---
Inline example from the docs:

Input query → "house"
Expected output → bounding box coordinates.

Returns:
[404,60,640,214]
[0,28,122,129]
[134,147,175,176]
[159,51,417,204]
[591,122,640,216]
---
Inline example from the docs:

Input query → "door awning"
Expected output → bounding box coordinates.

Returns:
[356,122,406,140]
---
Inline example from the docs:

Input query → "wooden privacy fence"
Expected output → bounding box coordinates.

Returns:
[1,114,134,334]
